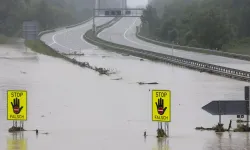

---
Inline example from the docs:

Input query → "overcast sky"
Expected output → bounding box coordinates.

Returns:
[127,0,147,7]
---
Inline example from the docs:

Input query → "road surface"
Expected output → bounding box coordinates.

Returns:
[0,16,248,150]
[41,17,114,54]
[98,17,250,72]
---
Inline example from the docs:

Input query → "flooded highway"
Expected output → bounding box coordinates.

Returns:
[1,43,250,150]
[98,17,250,72]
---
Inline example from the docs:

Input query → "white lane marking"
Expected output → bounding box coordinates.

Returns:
[51,18,104,51]
[97,17,124,39]
[123,18,157,49]
[51,17,114,52]
[52,22,92,51]
[80,17,115,50]
[49,42,55,46]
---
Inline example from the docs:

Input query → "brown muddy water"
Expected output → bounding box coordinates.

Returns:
[0,45,250,150]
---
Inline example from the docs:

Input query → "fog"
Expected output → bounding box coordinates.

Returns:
[127,0,148,7]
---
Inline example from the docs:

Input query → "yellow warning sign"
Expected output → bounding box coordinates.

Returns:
[152,90,171,122]
[7,90,27,121]
[7,138,27,150]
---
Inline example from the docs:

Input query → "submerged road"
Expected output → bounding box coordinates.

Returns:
[98,17,250,72]
[17,16,250,150]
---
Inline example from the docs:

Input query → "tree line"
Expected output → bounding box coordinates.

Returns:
[141,0,250,52]
[0,0,93,37]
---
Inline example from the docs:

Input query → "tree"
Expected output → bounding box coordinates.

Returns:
[140,5,160,36]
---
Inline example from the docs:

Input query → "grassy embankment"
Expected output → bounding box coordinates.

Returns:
[0,33,64,58]
[25,40,66,59]
[139,29,250,56]
[25,40,115,76]
[0,34,10,44]
[223,38,250,55]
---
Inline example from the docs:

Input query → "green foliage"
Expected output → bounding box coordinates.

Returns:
[0,34,8,44]
[156,128,167,138]
[25,40,65,58]
[143,0,250,53]
[140,5,160,36]
[0,0,93,38]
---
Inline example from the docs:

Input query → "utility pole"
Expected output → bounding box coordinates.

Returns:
[98,0,100,15]
[245,86,249,128]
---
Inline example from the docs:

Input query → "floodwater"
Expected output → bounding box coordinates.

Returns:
[0,44,250,150]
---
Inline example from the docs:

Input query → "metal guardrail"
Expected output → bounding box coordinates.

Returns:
[37,17,118,57]
[136,27,250,61]
[84,21,250,82]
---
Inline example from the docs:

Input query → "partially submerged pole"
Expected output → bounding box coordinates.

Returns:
[227,120,232,131]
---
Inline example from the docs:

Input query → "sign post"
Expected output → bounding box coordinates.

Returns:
[202,86,250,129]
[218,100,221,124]
[152,90,171,137]
[245,86,249,128]
[7,90,27,130]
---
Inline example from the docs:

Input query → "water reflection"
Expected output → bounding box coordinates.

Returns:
[2,46,250,150]
[202,132,250,150]
[216,133,223,150]
[152,138,170,150]
[245,133,249,150]
[7,132,26,150]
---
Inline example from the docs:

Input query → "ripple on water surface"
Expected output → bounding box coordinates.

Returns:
[0,46,250,150]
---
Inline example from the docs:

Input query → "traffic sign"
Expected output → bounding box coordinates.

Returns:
[202,100,248,115]
[7,90,27,121]
[237,115,244,118]
[22,21,39,40]
[152,90,171,122]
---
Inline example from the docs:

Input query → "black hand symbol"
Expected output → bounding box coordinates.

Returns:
[155,98,167,115]
[11,98,23,114]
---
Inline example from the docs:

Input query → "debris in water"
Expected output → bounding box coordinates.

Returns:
[157,128,167,138]
[195,123,225,132]
[102,56,110,58]
[70,58,116,75]
[35,129,49,135]
[41,115,45,117]
[111,77,122,80]
[122,54,129,56]
[195,126,215,131]
[234,124,250,132]
[8,126,25,132]
[137,82,159,85]
[195,120,250,132]
[140,59,144,61]
[20,71,26,74]
[42,132,49,135]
